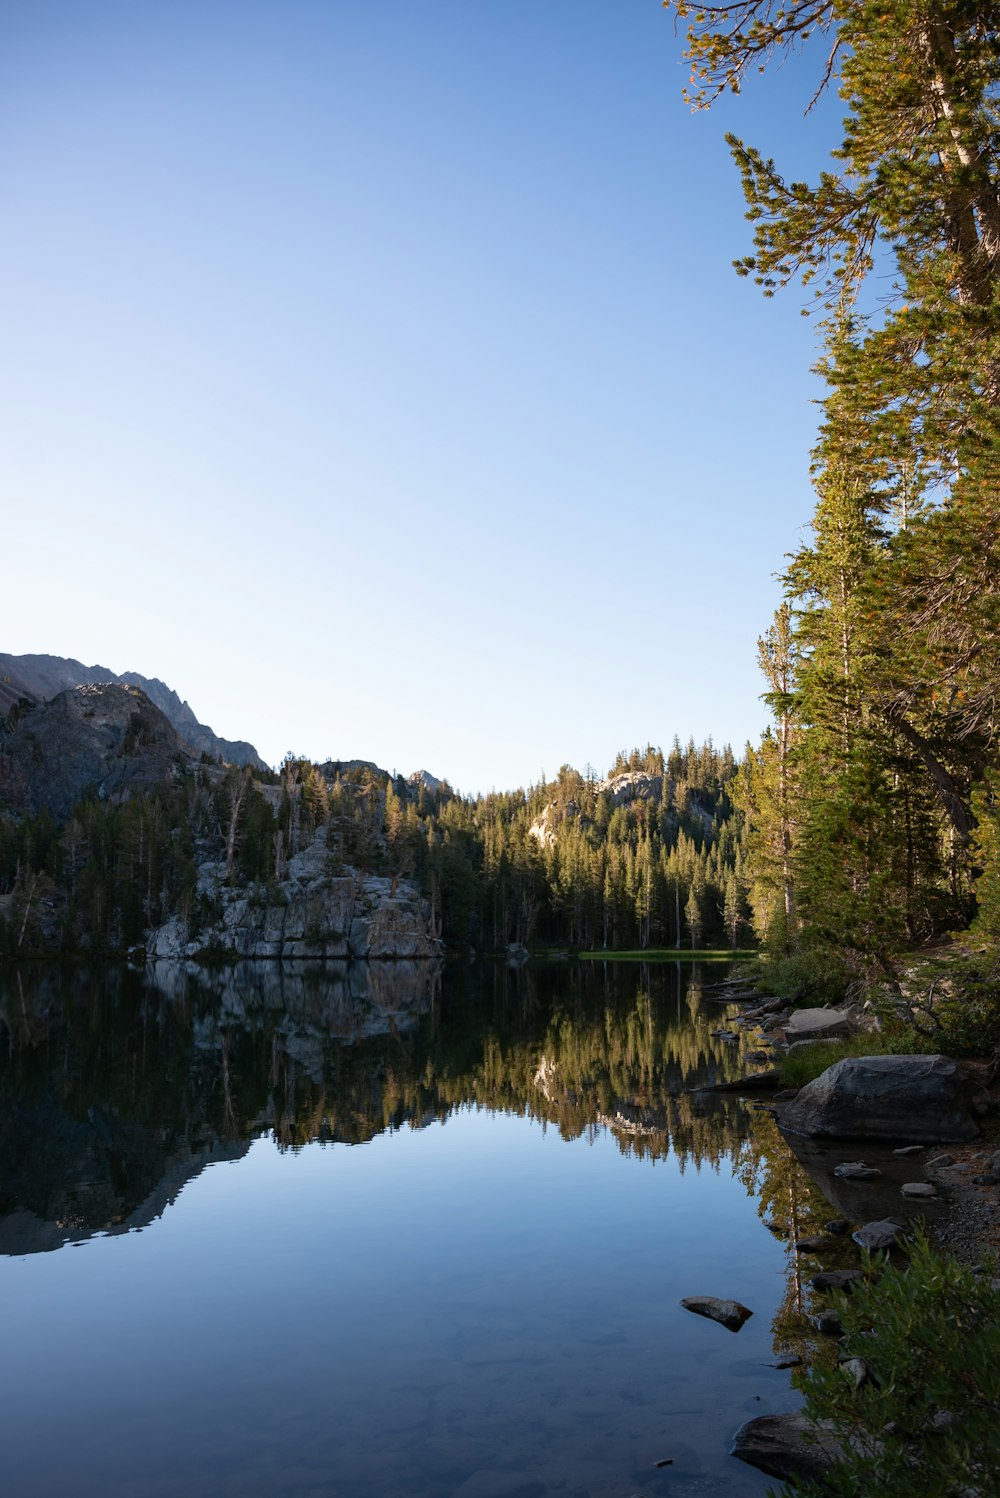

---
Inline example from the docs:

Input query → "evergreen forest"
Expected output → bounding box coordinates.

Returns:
[0,738,750,957]
[667,0,1000,1038]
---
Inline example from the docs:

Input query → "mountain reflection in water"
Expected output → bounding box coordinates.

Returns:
[0,960,760,1256]
[0,960,814,1498]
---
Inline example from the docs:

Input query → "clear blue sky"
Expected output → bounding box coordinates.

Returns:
[2,0,840,791]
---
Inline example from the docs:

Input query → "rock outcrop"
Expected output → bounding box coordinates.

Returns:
[0,683,192,819]
[0,652,265,768]
[598,770,663,807]
[780,1054,983,1143]
[148,828,442,961]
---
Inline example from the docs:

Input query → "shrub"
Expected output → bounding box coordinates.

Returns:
[774,1234,1000,1497]
[758,947,856,1007]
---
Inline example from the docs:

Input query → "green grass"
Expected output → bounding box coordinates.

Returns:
[778,1027,933,1089]
[578,947,757,962]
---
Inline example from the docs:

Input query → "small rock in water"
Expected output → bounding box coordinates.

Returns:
[764,1219,784,1236]
[853,1219,906,1251]
[813,1310,844,1336]
[834,1161,883,1180]
[824,1218,850,1236]
[810,1269,864,1293]
[927,1153,954,1168]
[769,1353,803,1369]
[679,1295,753,1332]
[901,1181,937,1198]
[894,1144,926,1157]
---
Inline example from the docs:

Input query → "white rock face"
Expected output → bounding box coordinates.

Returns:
[528,805,560,847]
[147,827,442,961]
[597,771,663,807]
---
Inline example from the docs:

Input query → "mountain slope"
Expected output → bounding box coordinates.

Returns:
[0,653,265,769]
[0,683,193,819]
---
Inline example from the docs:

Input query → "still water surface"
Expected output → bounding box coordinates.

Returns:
[0,960,806,1497]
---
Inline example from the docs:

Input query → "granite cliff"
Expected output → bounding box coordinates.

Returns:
[149,827,442,961]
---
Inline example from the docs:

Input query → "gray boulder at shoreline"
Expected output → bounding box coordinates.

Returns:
[779,1054,981,1143]
[731,1412,844,1481]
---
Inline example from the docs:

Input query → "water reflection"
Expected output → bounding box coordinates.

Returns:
[0,960,754,1256]
[0,960,807,1498]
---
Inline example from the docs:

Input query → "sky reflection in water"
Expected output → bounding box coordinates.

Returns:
[0,963,800,1497]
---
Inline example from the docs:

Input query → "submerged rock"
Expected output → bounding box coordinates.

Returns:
[779,1055,981,1143]
[679,1296,753,1332]
[810,1269,864,1293]
[834,1161,883,1180]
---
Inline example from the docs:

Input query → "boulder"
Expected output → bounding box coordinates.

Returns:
[679,1296,753,1332]
[783,1007,855,1041]
[731,1412,844,1482]
[853,1219,906,1251]
[841,1356,873,1389]
[779,1055,981,1143]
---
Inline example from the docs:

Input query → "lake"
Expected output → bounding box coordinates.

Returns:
[0,959,809,1497]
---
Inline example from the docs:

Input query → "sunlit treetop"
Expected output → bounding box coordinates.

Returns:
[666,1,1000,491]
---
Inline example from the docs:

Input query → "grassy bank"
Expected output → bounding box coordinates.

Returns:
[578,948,757,963]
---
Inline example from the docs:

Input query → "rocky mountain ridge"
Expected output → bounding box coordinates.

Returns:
[0,682,192,819]
[0,652,266,769]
